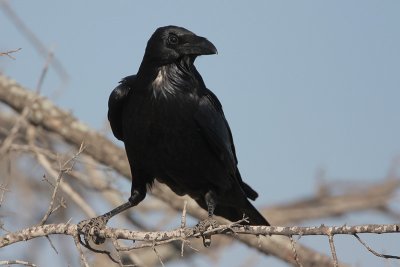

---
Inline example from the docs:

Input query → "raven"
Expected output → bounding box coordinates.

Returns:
[79,25,269,244]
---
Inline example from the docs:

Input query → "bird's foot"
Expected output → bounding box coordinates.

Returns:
[77,216,109,245]
[194,217,219,247]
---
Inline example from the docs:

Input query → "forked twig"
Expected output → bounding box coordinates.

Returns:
[39,142,85,225]
[0,48,22,60]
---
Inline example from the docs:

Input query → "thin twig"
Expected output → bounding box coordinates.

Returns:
[39,142,85,225]
[78,235,120,264]
[116,237,184,251]
[328,235,338,267]
[0,260,36,266]
[35,50,53,94]
[354,233,400,259]
[35,147,96,218]
[289,235,303,267]
[181,200,187,229]
[73,234,90,267]
[180,200,188,257]
[0,1,68,81]
[111,238,124,267]
[0,48,22,60]
[39,170,64,225]
[153,246,165,267]
[45,235,59,254]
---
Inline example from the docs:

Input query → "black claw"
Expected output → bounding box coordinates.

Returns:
[203,236,212,247]
[194,217,219,247]
[78,216,109,245]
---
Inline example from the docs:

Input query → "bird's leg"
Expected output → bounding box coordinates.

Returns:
[205,190,216,218]
[78,189,145,245]
[195,190,219,247]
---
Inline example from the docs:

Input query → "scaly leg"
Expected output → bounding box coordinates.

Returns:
[195,190,219,247]
[78,189,145,245]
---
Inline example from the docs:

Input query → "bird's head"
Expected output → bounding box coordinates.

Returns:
[142,26,217,66]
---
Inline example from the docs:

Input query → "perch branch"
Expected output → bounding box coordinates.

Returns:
[0,222,399,264]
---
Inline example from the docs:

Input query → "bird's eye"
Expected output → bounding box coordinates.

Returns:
[168,34,179,45]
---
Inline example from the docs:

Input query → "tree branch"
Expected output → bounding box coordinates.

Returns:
[0,48,22,60]
[1,222,399,263]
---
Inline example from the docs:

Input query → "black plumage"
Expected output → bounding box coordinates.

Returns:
[106,25,269,228]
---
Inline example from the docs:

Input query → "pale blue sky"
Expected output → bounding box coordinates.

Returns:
[1,1,400,266]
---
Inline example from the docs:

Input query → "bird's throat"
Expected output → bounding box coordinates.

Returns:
[150,59,198,99]
[152,66,167,87]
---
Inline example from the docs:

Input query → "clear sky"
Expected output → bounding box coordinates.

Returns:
[1,1,400,266]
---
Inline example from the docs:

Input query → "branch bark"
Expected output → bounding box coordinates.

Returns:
[1,222,398,247]
[1,222,398,255]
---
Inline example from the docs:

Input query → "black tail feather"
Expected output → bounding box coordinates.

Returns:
[214,200,269,226]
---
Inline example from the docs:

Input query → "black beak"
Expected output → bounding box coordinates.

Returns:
[180,35,218,56]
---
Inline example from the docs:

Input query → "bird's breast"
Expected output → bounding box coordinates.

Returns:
[123,91,201,161]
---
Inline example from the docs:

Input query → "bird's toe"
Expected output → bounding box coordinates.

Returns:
[194,217,219,247]
[77,216,109,245]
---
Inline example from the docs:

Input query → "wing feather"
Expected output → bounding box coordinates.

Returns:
[194,89,258,200]
[108,75,136,141]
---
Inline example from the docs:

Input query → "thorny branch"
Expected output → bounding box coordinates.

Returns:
[39,142,85,225]
[1,222,400,258]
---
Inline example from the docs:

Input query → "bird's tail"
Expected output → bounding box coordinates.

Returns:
[214,200,270,226]
[241,200,270,226]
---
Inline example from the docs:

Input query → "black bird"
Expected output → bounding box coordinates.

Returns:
[80,26,269,243]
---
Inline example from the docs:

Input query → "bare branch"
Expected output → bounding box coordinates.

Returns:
[153,246,165,267]
[111,239,124,267]
[354,233,400,260]
[180,200,188,257]
[1,223,399,255]
[267,178,399,225]
[0,2,68,81]
[328,235,338,267]
[35,144,96,218]
[39,143,84,225]
[289,235,303,267]
[0,48,22,60]
[73,234,90,267]
[0,49,53,157]
[45,235,59,255]
[181,200,188,229]
[0,260,36,266]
